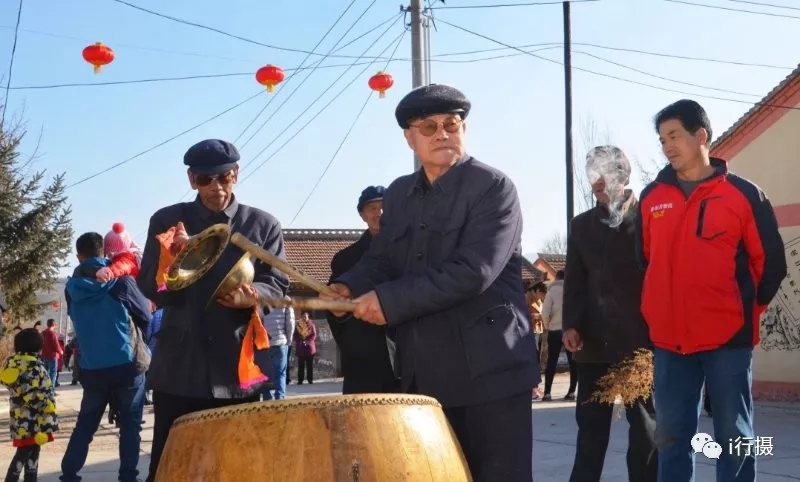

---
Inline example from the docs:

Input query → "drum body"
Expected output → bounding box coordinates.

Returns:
[155,394,472,482]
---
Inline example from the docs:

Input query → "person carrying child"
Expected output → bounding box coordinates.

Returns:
[96,222,142,283]
[0,328,59,482]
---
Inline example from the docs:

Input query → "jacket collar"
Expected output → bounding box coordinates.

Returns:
[407,155,470,197]
[654,157,728,187]
[593,189,638,222]
[193,194,240,220]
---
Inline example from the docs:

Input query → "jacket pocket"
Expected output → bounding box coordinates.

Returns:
[428,222,463,263]
[386,224,411,269]
[460,303,529,378]
[695,196,727,240]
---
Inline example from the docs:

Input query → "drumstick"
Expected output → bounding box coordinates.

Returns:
[230,232,338,297]
[261,296,356,312]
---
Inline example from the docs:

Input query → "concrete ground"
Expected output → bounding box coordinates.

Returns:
[1,372,799,481]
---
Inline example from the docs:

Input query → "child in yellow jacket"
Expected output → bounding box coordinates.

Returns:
[0,328,59,482]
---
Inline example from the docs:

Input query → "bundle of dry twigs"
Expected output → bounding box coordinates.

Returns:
[587,348,654,407]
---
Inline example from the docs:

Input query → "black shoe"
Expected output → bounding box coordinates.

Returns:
[564,393,576,401]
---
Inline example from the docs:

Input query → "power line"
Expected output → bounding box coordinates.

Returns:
[664,0,800,19]
[576,50,760,97]
[288,30,408,227]
[237,27,406,188]
[436,17,800,111]
[65,90,262,189]
[433,41,794,70]
[9,37,791,92]
[110,0,402,60]
[237,17,402,177]
[176,0,384,202]
[0,16,400,65]
[1,0,24,126]
[430,0,599,8]
[236,0,380,151]
[11,73,252,90]
[12,38,790,92]
[727,0,800,11]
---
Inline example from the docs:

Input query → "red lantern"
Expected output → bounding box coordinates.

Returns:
[368,71,394,98]
[255,65,285,93]
[82,42,115,74]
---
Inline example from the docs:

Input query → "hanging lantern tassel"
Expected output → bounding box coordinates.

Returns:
[368,71,394,99]
[82,42,115,74]
[256,64,285,93]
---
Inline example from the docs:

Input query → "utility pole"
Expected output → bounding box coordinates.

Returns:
[563,1,575,236]
[410,0,425,171]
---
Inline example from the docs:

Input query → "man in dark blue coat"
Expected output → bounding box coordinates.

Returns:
[324,84,539,482]
[327,185,399,394]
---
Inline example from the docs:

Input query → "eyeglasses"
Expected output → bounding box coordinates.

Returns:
[410,117,463,137]
[192,170,235,187]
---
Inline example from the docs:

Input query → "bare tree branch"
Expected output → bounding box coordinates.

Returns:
[573,115,613,213]
[633,156,666,186]
[539,231,567,255]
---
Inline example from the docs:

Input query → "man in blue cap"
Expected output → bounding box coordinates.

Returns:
[327,185,399,394]
[323,84,539,481]
[136,139,289,482]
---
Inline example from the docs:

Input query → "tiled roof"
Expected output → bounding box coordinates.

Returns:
[521,257,543,282]
[283,229,363,287]
[711,64,800,152]
[282,228,543,290]
[537,252,566,272]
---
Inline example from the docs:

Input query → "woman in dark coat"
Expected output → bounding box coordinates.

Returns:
[293,312,317,384]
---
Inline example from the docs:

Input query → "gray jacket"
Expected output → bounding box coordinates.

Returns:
[337,156,540,408]
[264,305,295,346]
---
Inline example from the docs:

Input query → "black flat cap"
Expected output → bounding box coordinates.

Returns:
[394,84,471,129]
[183,139,240,175]
[357,185,385,212]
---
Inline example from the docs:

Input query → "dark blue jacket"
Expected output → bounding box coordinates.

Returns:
[337,156,539,407]
[65,257,152,371]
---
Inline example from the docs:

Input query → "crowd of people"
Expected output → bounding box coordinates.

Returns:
[0,83,787,482]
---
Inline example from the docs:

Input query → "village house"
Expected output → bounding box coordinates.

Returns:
[531,253,566,282]
[710,64,800,401]
[282,229,546,378]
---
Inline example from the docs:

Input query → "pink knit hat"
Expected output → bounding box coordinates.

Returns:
[104,222,132,259]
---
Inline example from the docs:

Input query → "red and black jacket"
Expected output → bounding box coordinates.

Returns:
[635,158,787,354]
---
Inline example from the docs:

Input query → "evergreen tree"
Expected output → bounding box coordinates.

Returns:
[0,117,73,327]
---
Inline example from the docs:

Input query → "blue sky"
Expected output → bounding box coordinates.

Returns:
[1,0,796,276]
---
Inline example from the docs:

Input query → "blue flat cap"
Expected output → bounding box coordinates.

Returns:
[394,84,471,129]
[183,139,240,175]
[357,185,385,212]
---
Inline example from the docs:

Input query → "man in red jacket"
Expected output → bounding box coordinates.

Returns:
[636,99,787,482]
[41,318,63,391]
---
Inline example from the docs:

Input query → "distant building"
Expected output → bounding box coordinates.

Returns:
[710,64,800,401]
[531,253,566,281]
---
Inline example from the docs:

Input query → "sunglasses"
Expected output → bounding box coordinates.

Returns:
[192,170,235,187]
[410,117,463,137]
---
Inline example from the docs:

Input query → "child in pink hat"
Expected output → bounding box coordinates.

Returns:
[96,222,143,283]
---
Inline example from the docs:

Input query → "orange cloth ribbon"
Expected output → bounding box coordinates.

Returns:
[154,226,178,292]
[154,224,270,390]
[238,306,270,390]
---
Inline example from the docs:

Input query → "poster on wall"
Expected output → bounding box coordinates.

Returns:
[761,236,800,351]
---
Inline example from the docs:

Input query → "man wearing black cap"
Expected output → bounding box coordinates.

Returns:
[136,139,289,482]
[327,185,399,394]
[323,85,539,481]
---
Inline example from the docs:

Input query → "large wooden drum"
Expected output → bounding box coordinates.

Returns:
[155,394,472,482]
